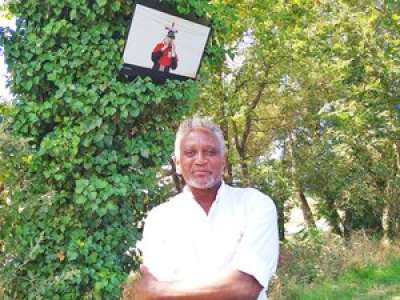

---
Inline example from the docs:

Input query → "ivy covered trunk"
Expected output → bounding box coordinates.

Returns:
[0,0,222,298]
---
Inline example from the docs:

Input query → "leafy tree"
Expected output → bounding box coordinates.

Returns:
[197,0,400,240]
[197,0,322,236]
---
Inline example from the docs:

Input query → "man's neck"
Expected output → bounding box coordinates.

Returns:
[189,181,222,215]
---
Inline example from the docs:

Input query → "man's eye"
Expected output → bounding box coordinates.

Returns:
[207,149,218,156]
[184,151,195,157]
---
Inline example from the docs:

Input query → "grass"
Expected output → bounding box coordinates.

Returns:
[287,258,400,300]
[268,231,400,300]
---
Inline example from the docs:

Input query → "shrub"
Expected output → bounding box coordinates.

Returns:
[269,230,400,300]
[0,0,230,298]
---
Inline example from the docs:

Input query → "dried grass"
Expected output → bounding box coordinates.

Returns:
[268,230,400,300]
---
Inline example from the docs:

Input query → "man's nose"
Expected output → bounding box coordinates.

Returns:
[194,152,207,164]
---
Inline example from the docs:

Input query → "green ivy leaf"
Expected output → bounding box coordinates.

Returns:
[75,179,89,194]
[96,0,107,7]
[75,195,87,204]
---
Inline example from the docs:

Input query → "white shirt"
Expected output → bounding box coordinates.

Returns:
[139,182,279,300]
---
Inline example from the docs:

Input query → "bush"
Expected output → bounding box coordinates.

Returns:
[269,230,400,300]
[0,0,223,298]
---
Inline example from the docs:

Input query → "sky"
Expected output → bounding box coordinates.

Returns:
[0,50,11,103]
[0,13,15,103]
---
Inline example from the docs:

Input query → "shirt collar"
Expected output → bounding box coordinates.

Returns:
[182,180,226,205]
[215,181,226,204]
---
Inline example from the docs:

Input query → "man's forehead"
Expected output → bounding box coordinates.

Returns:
[188,127,214,135]
[181,128,219,145]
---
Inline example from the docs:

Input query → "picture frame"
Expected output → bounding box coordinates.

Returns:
[120,0,212,83]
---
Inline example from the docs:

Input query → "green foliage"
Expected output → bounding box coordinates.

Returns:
[284,258,400,300]
[0,0,231,298]
[0,103,29,205]
[270,231,400,300]
[279,229,346,285]
[2,0,399,297]
[197,0,400,239]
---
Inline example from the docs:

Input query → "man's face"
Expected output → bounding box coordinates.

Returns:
[176,129,225,190]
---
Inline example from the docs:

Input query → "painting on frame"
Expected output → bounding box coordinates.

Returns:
[121,0,211,83]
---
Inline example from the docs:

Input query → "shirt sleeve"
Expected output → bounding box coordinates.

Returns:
[138,207,177,281]
[232,190,279,289]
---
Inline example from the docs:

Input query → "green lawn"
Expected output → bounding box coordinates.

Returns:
[287,258,400,300]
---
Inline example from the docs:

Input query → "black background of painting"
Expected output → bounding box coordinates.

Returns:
[119,0,211,83]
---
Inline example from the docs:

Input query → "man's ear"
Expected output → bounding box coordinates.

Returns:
[173,155,181,174]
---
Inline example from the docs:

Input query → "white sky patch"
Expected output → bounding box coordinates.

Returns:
[0,13,16,103]
[225,30,254,71]
[223,29,254,83]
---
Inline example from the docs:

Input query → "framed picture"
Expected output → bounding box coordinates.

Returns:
[120,0,211,83]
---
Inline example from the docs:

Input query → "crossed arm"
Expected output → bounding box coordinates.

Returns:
[124,191,279,300]
[122,265,262,300]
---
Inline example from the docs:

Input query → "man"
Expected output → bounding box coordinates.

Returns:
[124,117,279,300]
[151,32,178,73]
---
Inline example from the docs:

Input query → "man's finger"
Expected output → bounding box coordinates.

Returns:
[139,265,158,280]
[139,264,150,274]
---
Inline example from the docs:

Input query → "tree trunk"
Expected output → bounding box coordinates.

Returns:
[231,120,250,183]
[395,141,400,174]
[287,132,317,229]
[383,141,400,240]
[393,141,400,239]
[343,209,353,241]
[325,197,343,236]
[391,208,400,240]
[382,186,400,240]
[382,204,391,241]
[218,83,233,185]
[240,161,249,184]
[277,203,285,241]
[169,158,183,193]
[298,189,317,229]
[231,79,268,185]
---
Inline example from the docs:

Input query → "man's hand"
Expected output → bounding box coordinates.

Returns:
[122,265,262,300]
[134,265,162,300]
[121,265,160,300]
